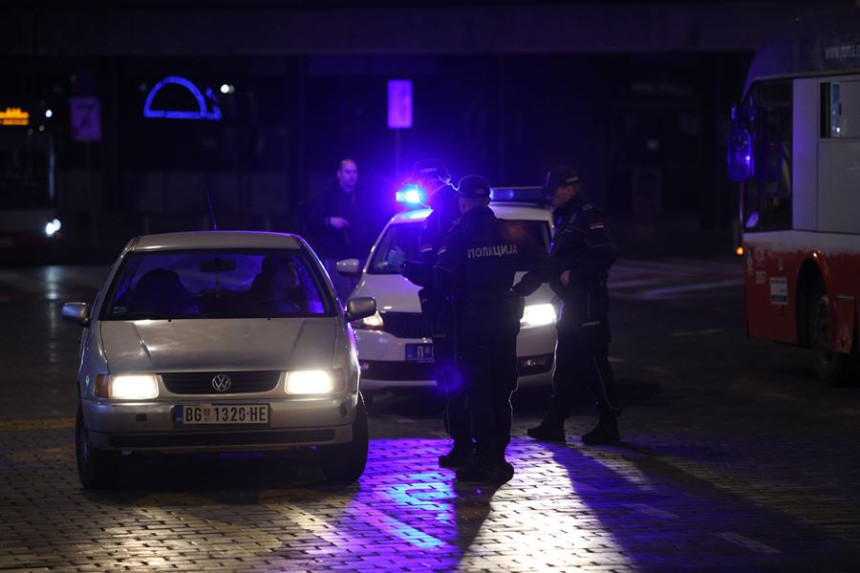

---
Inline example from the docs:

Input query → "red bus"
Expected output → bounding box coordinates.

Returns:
[727,7,860,385]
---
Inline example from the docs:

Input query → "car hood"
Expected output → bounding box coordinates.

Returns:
[352,274,423,312]
[99,318,339,373]
[352,272,556,313]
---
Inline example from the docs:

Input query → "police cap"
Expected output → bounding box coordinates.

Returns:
[456,175,492,199]
[405,158,450,184]
[541,166,580,196]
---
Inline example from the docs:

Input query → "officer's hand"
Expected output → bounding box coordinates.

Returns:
[328,216,350,230]
[560,269,571,287]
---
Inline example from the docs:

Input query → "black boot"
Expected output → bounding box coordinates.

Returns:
[526,419,565,442]
[456,458,514,483]
[439,443,475,469]
[581,415,620,445]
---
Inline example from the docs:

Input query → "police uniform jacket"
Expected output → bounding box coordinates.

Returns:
[401,183,460,288]
[434,205,544,328]
[515,191,616,338]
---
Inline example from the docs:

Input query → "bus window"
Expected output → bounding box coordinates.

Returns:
[821,81,860,138]
[744,80,793,232]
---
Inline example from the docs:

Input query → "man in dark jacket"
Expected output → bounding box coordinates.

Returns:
[434,175,545,483]
[400,159,471,469]
[514,166,622,446]
[307,159,378,301]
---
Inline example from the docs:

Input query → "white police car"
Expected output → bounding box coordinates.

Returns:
[337,188,558,404]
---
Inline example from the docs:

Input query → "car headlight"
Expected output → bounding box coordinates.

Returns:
[95,374,159,399]
[354,310,384,330]
[520,303,557,328]
[285,369,346,394]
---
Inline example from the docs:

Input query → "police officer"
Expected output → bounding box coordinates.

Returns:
[514,166,621,445]
[400,159,471,469]
[434,175,545,483]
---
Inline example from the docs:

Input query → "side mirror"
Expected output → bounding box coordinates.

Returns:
[727,125,752,182]
[61,302,91,327]
[345,297,376,322]
[336,258,362,278]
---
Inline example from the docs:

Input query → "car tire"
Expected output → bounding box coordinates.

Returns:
[809,278,850,386]
[76,407,120,490]
[318,393,369,483]
[363,391,376,416]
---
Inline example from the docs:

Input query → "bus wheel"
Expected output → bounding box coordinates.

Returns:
[809,278,849,386]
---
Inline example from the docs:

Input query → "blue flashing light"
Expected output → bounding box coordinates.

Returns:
[489,187,547,203]
[396,185,427,207]
[143,76,222,121]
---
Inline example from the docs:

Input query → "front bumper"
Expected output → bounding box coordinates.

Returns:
[81,393,358,453]
[355,326,556,391]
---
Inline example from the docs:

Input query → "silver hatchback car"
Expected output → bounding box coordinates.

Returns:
[62,231,376,489]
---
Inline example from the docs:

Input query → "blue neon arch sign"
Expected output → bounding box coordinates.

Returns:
[143,76,222,120]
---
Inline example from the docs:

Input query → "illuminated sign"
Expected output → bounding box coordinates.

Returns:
[143,76,222,120]
[70,97,102,142]
[0,107,30,126]
[388,79,412,129]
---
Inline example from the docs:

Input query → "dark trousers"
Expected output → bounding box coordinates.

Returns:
[546,326,620,422]
[457,319,519,463]
[433,335,471,448]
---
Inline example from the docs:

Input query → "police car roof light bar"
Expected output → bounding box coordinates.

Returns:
[489,187,546,204]
[395,185,427,207]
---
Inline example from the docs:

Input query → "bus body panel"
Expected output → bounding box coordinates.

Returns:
[744,231,860,352]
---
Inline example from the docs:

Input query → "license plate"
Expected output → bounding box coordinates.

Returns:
[406,343,434,362]
[174,404,269,426]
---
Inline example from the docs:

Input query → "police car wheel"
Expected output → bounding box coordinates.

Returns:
[318,393,369,482]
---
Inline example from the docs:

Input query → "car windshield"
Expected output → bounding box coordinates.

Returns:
[368,217,551,275]
[101,249,335,320]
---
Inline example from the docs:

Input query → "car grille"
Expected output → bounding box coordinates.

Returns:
[382,312,434,339]
[161,371,281,395]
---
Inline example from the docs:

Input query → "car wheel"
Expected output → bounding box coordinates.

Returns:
[76,407,120,490]
[363,391,376,416]
[318,393,369,483]
[809,278,850,386]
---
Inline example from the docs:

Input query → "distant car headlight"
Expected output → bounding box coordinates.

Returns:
[285,369,346,394]
[354,310,384,330]
[520,303,557,328]
[95,374,159,399]
[44,218,62,238]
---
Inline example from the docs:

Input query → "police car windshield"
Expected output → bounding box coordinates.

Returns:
[369,223,423,274]
[368,219,550,275]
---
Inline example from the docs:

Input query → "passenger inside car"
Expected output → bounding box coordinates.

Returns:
[128,268,198,316]
[247,256,305,314]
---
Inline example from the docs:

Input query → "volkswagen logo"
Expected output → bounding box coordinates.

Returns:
[211,373,232,392]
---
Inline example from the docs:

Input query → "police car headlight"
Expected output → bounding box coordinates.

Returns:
[520,304,557,328]
[355,310,384,330]
[95,374,159,399]
[285,370,346,394]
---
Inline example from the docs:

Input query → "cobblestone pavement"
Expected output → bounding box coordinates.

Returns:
[1,260,858,572]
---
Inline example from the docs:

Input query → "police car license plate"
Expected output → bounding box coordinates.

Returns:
[406,343,434,362]
[174,404,269,426]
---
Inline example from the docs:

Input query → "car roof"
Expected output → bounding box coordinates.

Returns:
[388,202,553,226]
[130,231,304,252]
